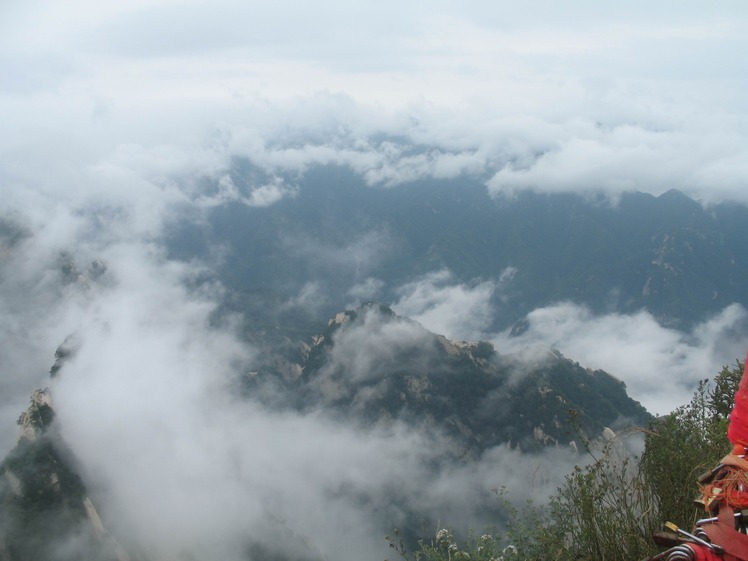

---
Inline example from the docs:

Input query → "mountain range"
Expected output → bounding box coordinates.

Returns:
[2,165,746,560]
[167,162,748,339]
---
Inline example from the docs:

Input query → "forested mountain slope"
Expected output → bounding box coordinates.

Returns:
[167,163,748,337]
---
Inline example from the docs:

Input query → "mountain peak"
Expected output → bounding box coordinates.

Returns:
[1,388,131,561]
[656,188,701,209]
[296,305,650,453]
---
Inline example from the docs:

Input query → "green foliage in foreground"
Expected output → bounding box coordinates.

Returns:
[387,528,514,561]
[387,359,744,561]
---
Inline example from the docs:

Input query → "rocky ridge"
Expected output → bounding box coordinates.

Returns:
[266,303,651,455]
[0,377,131,561]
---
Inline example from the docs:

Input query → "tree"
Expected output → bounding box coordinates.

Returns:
[640,359,743,529]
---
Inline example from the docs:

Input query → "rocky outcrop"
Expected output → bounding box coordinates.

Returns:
[0,385,131,561]
[294,305,650,454]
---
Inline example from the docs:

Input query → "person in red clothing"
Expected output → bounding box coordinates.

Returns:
[649,353,748,561]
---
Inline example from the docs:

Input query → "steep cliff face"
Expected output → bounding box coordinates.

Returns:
[0,388,130,561]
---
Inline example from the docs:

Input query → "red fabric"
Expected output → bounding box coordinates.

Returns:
[727,353,748,450]
[687,543,728,561]
[700,502,748,561]
[687,543,732,561]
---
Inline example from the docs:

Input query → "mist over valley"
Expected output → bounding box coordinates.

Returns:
[2,1,748,559]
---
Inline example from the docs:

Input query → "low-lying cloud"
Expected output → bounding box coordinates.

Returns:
[284,228,393,283]
[393,269,499,341]
[493,302,748,414]
[2,2,748,558]
[485,122,748,203]
[0,181,576,560]
[194,174,297,208]
[388,269,748,415]
[3,2,748,205]
[38,250,569,561]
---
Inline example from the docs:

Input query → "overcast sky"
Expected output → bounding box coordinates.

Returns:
[2,0,748,202]
[2,2,748,558]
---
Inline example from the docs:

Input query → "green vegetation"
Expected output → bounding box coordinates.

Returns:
[387,359,744,561]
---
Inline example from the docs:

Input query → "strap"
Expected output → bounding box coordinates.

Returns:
[702,502,748,560]
[721,455,748,473]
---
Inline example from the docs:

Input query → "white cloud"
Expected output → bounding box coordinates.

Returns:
[245,178,297,207]
[393,270,497,341]
[1,1,748,556]
[285,229,393,281]
[1,0,747,202]
[493,302,748,414]
[283,281,328,315]
[346,277,385,306]
[40,265,563,560]
[322,307,434,380]
[485,122,748,201]
[194,174,296,208]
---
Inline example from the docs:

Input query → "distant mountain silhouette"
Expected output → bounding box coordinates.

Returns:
[167,163,748,340]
